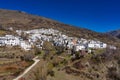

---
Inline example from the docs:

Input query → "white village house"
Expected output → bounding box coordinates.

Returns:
[0,28,116,52]
[0,35,20,46]
[0,35,32,50]
[20,41,32,50]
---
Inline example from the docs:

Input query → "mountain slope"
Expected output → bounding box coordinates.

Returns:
[107,30,120,39]
[0,9,120,47]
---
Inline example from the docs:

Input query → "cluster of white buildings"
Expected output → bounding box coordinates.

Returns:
[0,35,20,46]
[0,28,116,52]
[0,35,31,50]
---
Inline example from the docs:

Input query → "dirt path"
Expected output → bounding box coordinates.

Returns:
[13,56,40,80]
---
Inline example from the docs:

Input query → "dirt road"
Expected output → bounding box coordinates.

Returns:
[13,56,40,80]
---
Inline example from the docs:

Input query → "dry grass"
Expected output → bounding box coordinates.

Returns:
[23,59,47,80]
[0,60,32,80]
[0,58,20,65]
[0,30,6,35]
[47,68,88,80]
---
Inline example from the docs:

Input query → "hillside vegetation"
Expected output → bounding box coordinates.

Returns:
[0,9,120,47]
[107,29,120,39]
[0,9,120,80]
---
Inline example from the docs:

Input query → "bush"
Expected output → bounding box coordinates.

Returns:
[107,67,120,80]
[47,70,55,77]
[20,54,34,61]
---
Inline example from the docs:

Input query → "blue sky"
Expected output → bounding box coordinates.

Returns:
[0,0,120,32]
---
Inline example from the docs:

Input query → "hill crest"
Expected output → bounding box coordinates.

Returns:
[0,9,120,47]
